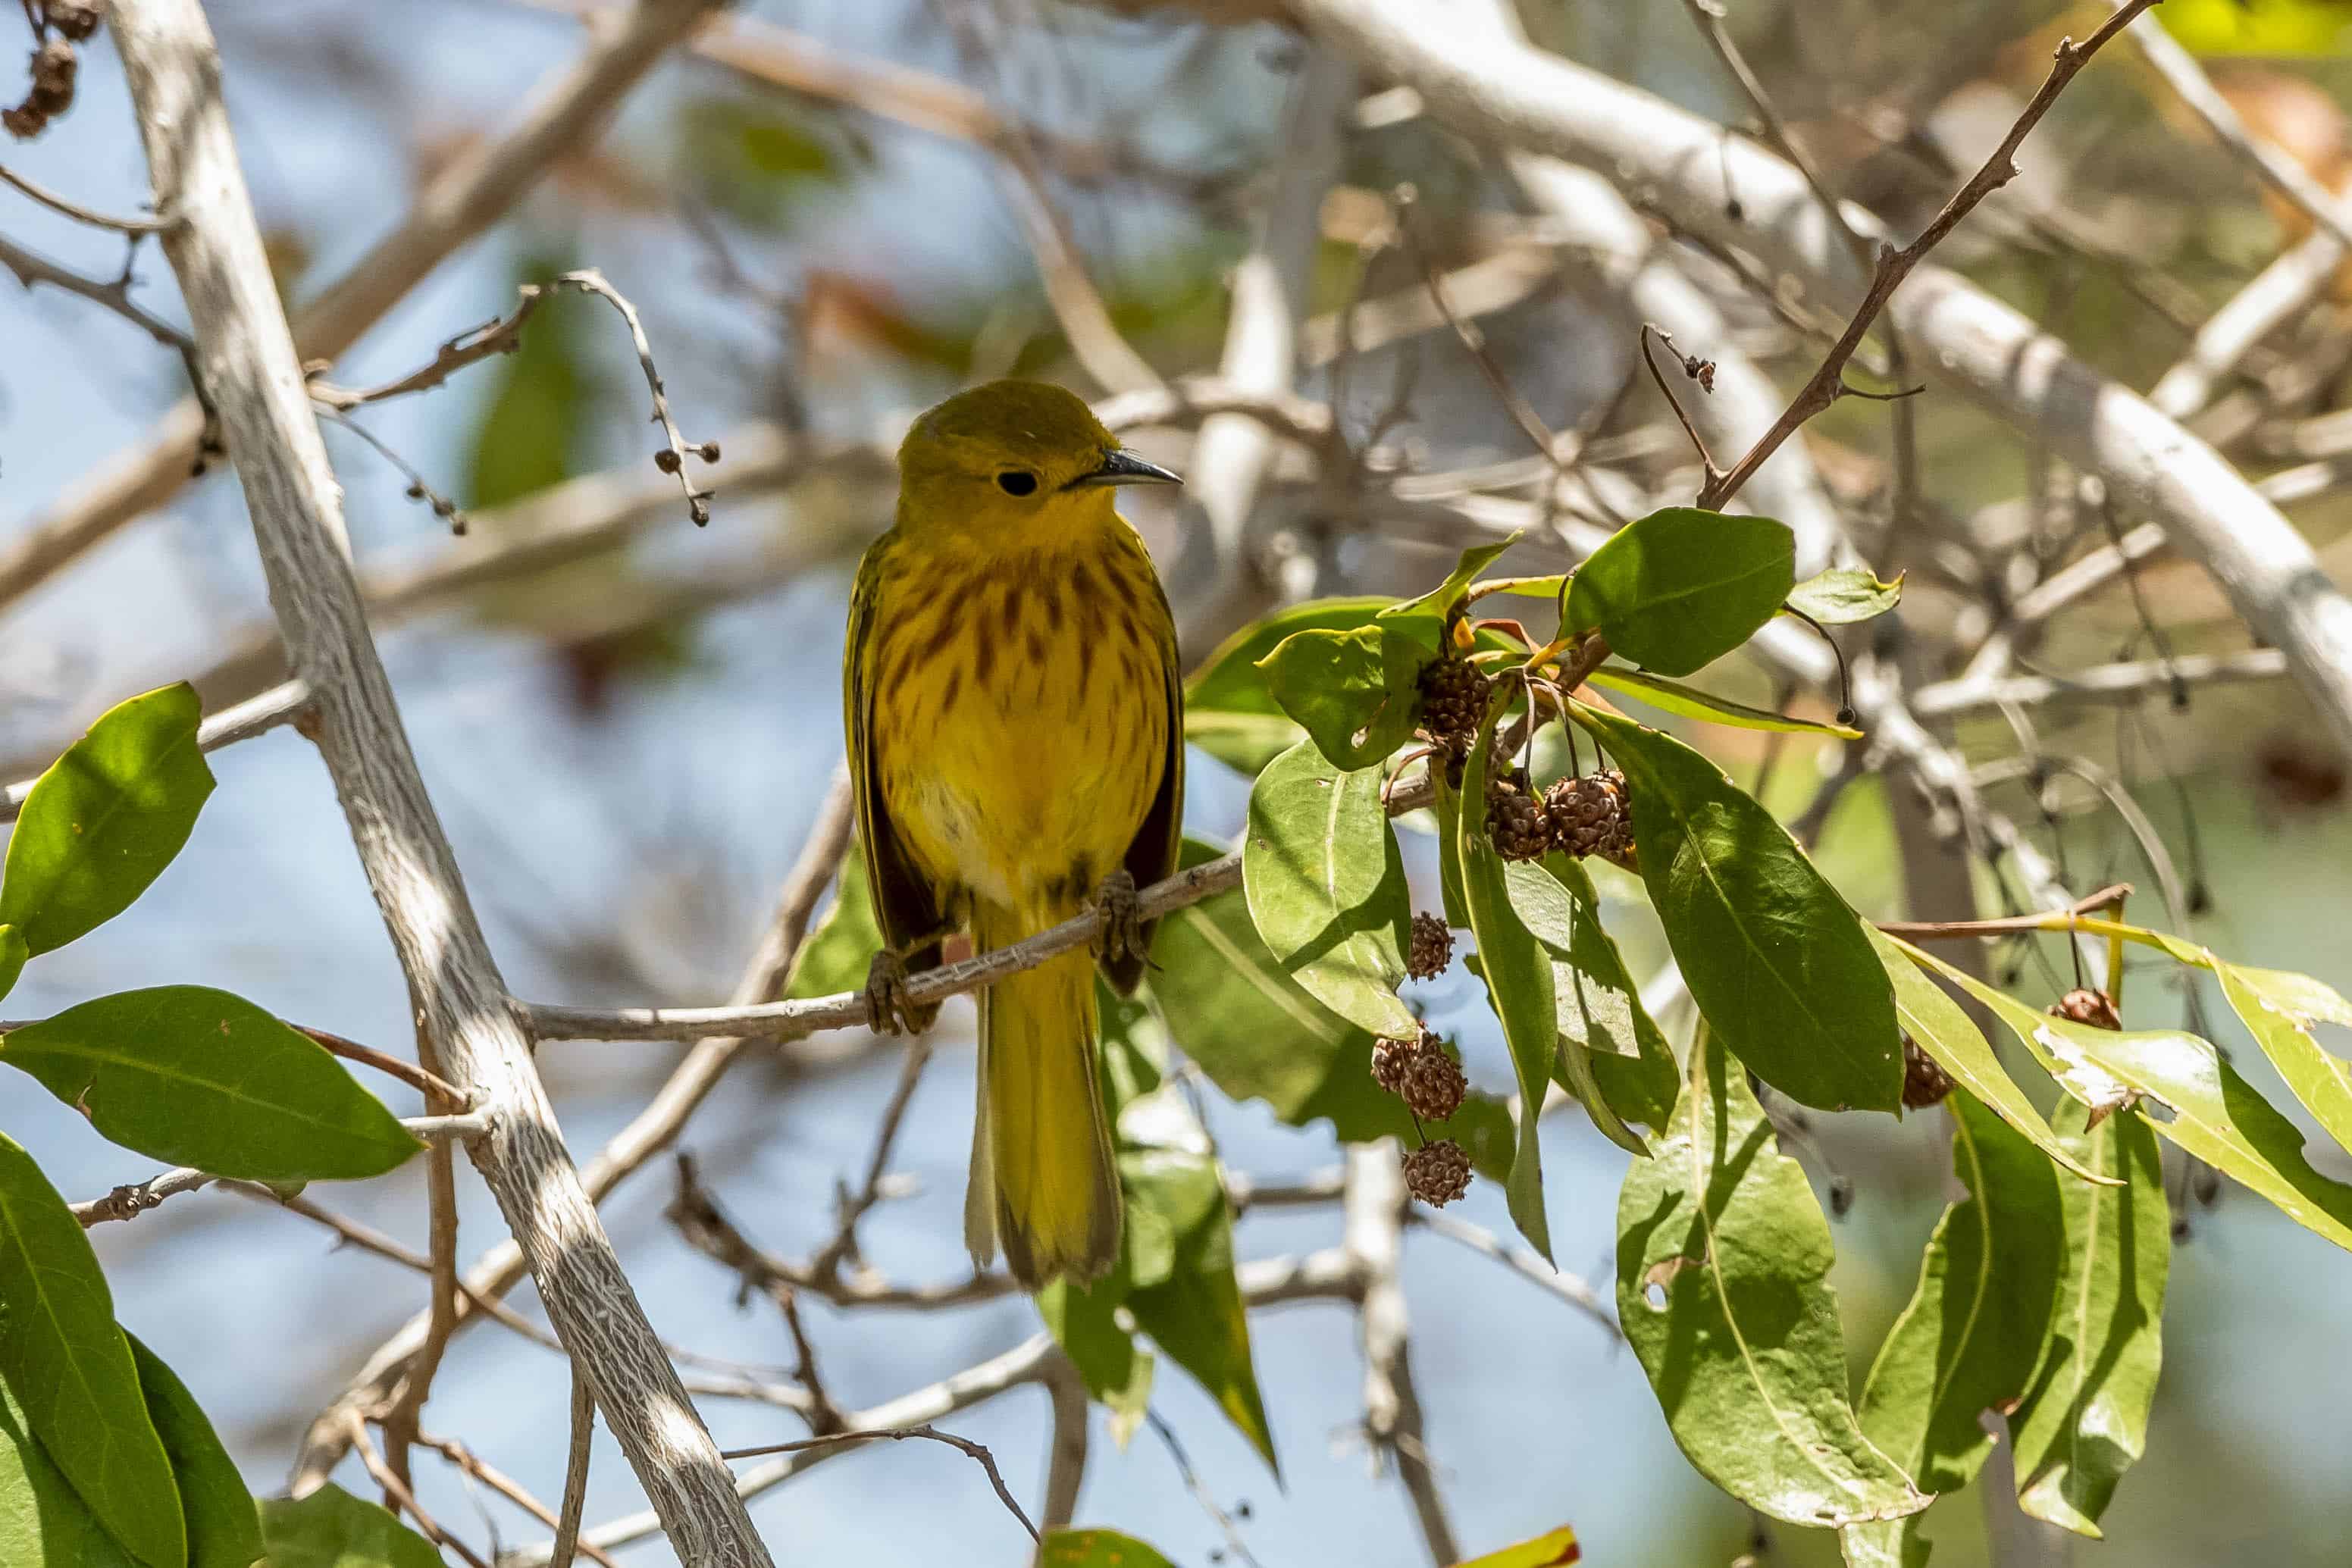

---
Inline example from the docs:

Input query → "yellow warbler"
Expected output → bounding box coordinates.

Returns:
[843,380,1182,1288]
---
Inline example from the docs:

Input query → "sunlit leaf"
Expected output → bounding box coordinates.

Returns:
[0,1135,184,1568]
[0,682,214,958]
[258,1484,441,1568]
[1871,931,2109,1185]
[0,925,23,1006]
[1185,598,1394,773]
[1565,509,1794,675]
[1616,1031,1925,1528]
[2007,1103,2167,1538]
[127,1336,262,1568]
[1380,531,1524,622]
[1893,946,2134,1121]
[1843,1094,2066,1566]
[1450,1524,1581,1567]
[1,987,421,1182]
[1512,857,1678,1127]
[0,1366,139,1568]
[2160,0,2352,57]
[1253,624,1427,770]
[1577,704,1900,1112]
[1785,567,1903,625]
[1586,667,1860,739]
[1242,742,1417,1038]
[1036,1528,1179,1568]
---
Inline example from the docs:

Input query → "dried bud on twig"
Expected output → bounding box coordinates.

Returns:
[1901,1036,1953,1109]
[1370,1031,1421,1096]
[1402,1139,1473,1206]
[1485,771,1552,862]
[1545,768,1633,861]
[1406,912,1453,980]
[1417,656,1489,753]
[2050,988,2122,1031]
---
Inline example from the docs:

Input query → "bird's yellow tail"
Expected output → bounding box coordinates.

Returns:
[966,908,1121,1288]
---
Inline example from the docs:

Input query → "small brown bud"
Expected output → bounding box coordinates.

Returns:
[30,40,76,96]
[654,447,683,474]
[697,440,722,462]
[1402,1139,1473,1206]
[2050,988,2122,1031]
[1405,912,1453,981]
[1901,1036,1953,1109]
[46,2,102,42]
[406,482,427,500]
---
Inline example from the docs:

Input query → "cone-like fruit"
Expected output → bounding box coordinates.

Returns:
[1406,912,1454,981]
[2050,987,2122,1031]
[1486,771,1553,862]
[1901,1036,1953,1109]
[1418,656,1491,753]
[1546,768,1633,861]
[1400,1042,1468,1122]
[1403,1138,1474,1206]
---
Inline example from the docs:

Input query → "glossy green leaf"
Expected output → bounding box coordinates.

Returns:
[1253,625,1427,771]
[1035,1528,1179,1568]
[1524,857,1679,1128]
[0,925,23,1006]
[2,987,421,1182]
[0,682,215,957]
[127,1337,262,1568]
[258,1484,441,1568]
[1565,509,1795,675]
[1785,567,1903,625]
[1577,705,1901,1112]
[1153,840,1514,1176]
[1459,703,1561,1259]
[1843,1095,2066,1566]
[1616,1030,1925,1528]
[1451,1525,1582,1567]
[1242,742,1417,1038]
[0,1370,139,1568]
[1433,778,1471,928]
[2007,1103,2166,1538]
[0,1135,184,1568]
[1381,531,1524,621]
[1871,931,2109,1185]
[1586,667,1861,739]
[1184,597,1393,774]
[782,847,882,1000]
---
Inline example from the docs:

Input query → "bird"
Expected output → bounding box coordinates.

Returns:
[843,379,1183,1289]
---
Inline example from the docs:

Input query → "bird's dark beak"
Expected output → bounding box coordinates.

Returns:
[1067,447,1182,489]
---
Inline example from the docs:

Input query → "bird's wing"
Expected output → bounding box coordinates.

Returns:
[1105,565,1185,997]
[844,535,945,956]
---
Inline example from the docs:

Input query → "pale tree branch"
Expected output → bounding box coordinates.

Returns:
[1041,1363,1089,1533]
[0,160,176,233]
[1345,1143,1455,1566]
[105,2,771,1559]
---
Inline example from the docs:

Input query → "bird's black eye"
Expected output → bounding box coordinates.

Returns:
[995,470,1039,497]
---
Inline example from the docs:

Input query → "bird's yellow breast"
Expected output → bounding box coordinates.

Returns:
[863,521,1172,926]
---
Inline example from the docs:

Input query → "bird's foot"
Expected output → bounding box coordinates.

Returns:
[1090,869,1145,968]
[863,949,938,1036]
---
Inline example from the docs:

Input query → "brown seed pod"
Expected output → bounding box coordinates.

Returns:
[1901,1036,1953,1109]
[1400,1041,1467,1122]
[1545,768,1633,860]
[1417,656,1489,751]
[2050,987,2122,1031]
[1402,1138,1474,1206]
[1406,912,1453,980]
[46,3,102,42]
[1485,772,1553,862]
[1370,1032,1420,1096]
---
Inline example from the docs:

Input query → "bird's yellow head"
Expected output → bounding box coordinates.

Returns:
[895,380,1179,542]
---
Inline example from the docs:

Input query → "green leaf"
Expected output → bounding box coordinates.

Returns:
[1616,1030,1925,1528]
[0,1372,139,1568]
[1154,841,1514,1177]
[1242,742,1418,1038]
[0,683,215,957]
[258,1484,442,1568]
[1467,575,1567,603]
[1511,857,1679,1127]
[126,1338,262,1568]
[782,847,882,1000]
[1035,1528,1179,1568]
[1565,509,1795,675]
[1586,667,1861,740]
[1458,703,1561,1259]
[1185,597,1392,775]
[2007,1102,2166,1538]
[1380,531,1524,621]
[1449,1525,1582,1568]
[0,1135,184,1568]
[1843,1095,2066,1566]
[1038,1273,1154,1447]
[1252,625,1427,771]
[2,987,421,1183]
[1785,568,1903,625]
[2161,0,2352,57]
[1433,778,1471,928]
[1577,705,1901,1113]
[677,95,858,230]
[0,925,23,1006]
[1870,931,2109,1186]
[1893,946,2135,1122]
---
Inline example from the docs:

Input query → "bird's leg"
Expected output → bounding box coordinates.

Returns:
[1090,868,1145,968]
[863,946,942,1036]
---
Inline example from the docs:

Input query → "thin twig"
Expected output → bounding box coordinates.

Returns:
[0,230,191,349]
[1878,882,2132,940]
[1146,1410,1264,1568]
[0,162,176,233]
[804,1040,933,1286]
[400,1426,624,1568]
[295,1025,468,1106]
[1638,322,1723,486]
[1408,1210,1621,1341]
[717,1425,1039,1541]
[551,1373,598,1568]
[1397,188,1560,467]
[347,1413,493,1568]
[314,408,469,534]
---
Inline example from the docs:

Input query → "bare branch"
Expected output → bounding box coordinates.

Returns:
[0,160,174,233]
[551,1375,600,1568]
[1345,1144,1455,1566]
[719,1426,1039,1542]
[1915,649,2288,718]
[0,230,189,348]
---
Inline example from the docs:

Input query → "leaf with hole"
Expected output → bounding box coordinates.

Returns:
[1153,840,1514,1176]
[258,1484,443,1568]
[1785,567,1903,625]
[1242,741,1417,1038]
[1616,1030,1925,1528]
[0,1135,184,1568]
[1565,509,1795,675]
[1381,531,1524,622]
[1586,667,1860,739]
[0,682,214,958]
[1577,704,1900,1112]
[1,987,421,1182]
[1871,931,2109,1185]
[1253,624,1428,771]
[2006,1101,2166,1538]
[1843,1094,2066,1566]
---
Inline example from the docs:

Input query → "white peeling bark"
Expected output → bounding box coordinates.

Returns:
[106,3,773,1562]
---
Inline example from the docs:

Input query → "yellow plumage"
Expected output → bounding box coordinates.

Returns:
[843,380,1183,1288]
